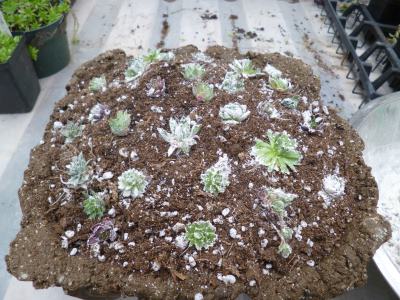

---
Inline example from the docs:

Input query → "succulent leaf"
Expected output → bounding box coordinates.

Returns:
[185,221,217,250]
[118,169,149,198]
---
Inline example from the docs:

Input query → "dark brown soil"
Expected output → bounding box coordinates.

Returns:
[6,45,390,300]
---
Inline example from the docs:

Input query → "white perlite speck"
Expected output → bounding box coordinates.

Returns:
[318,174,346,207]
[194,293,204,300]
[151,261,161,272]
[261,239,269,248]
[229,228,238,239]
[65,230,75,239]
[69,248,78,256]
[217,274,236,284]
[102,171,113,180]
[175,234,188,249]
[221,208,230,216]
[249,280,256,287]
[307,260,315,267]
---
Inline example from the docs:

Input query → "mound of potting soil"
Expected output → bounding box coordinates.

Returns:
[6,45,390,300]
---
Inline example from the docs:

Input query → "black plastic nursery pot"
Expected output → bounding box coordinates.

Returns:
[0,36,40,113]
[367,0,400,26]
[13,15,70,78]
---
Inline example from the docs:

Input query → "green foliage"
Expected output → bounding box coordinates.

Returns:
[251,130,301,174]
[125,56,148,82]
[0,32,21,64]
[229,59,260,78]
[280,227,293,240]
[281,96,299,109]
[66,152,90,188]
[143,49,174,63]
[388,25,400,45]
[1,0,70,32]
[192,82,214,102]
[157,116,201,156]
[201,154,231,195]
[268,76,292,92]
[219,71,245,94]
[185,221,217,250]
[265,187,297,217]
[109,110,131,136]
[278,242,292,259]
[89,75,106,92]
[118,168,149,198]
[219,102,250,125]
[61,121,84,144]
[83,193,105,220]
[181,63,205,81]
[28,45,39,61]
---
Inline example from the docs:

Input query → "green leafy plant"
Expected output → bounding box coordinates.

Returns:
[1,0,70,32]
[281,96,299,109]
[229,59,261,78]
[219,71,245,94]
[192,82,214,102]
[61,121,84,144]
[89,75,107,92]
[269,76,292,92]
[185,221,217,250]
[65,152,90,188]
[278,242,292,259]
[201,154,231,195]
[27,45,39,61]
[264,187,297,217]
[83,193,105,220]
[181,63,205,81]
[109,110,131,136]
[157,116,201,156]
[251,130,301,174]
[125,56,148,82]
[219,102,250,125]
[388,25,400,45]
[118,168,149,198]
[0,33,21,64]
[143,49,174,63]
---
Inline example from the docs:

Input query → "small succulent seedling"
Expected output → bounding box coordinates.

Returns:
[88,103,110,122]
[263,187,297,217]
[268,76,292,92]
[87,219,117,246]
[201,154,231,195]
[219,71,245,94]
[185,221,217,250]
[65,152,90,188]
[143,49,174,63]
[257,100,281,119]
[89,75,107,92]
[181,63,206,81]
[125,57,148,82]
[318,174,346,207]
[280,227,293,240]
[118,168,149,198]
[251,130,301,174]
[61,121,84,144]
[278,242,292,259]
[281,96,299,109]
[146,76,166,98]
[109,110,131,136]
[192,52,214,63]
[83,193,105,219]
[229,59,261,78]
[301,110,323,133]
[219,102,250,125]
[157,116,201,156]
[264,64,282,78]
[192,82,214,102]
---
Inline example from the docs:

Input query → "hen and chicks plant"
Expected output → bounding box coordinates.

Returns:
[83,192,105,219]
[61,121,84,144]
[118,168,149,198]
[185,221,217,250]
[65,152,90,188]
[109,110,131,136]
[219,102,250,125]
[201,154,231,195]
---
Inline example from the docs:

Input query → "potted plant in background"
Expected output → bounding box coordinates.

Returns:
[1,0,71,78]
[0,32,40,113]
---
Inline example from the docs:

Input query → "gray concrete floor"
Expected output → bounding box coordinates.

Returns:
[0,0,397,299]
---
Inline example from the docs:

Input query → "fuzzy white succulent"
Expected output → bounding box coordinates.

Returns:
[89,75,107,92]
[264,64,282,78]
[157,116,201,156]
[218,71,245,94]
[118,168,149,198]
[268,76,292,92]
[109,110,131,136]
[65,152,90,188]
[192,52,214,63]
[61,121,84,144]
[181,63,206,81]
[143,49,174,63]
[229,59,261,78]
[257,100,281,119]
[201,154,231,195]
[318,174,346,207]
[219,102,250,125]
[125,56,148,82]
